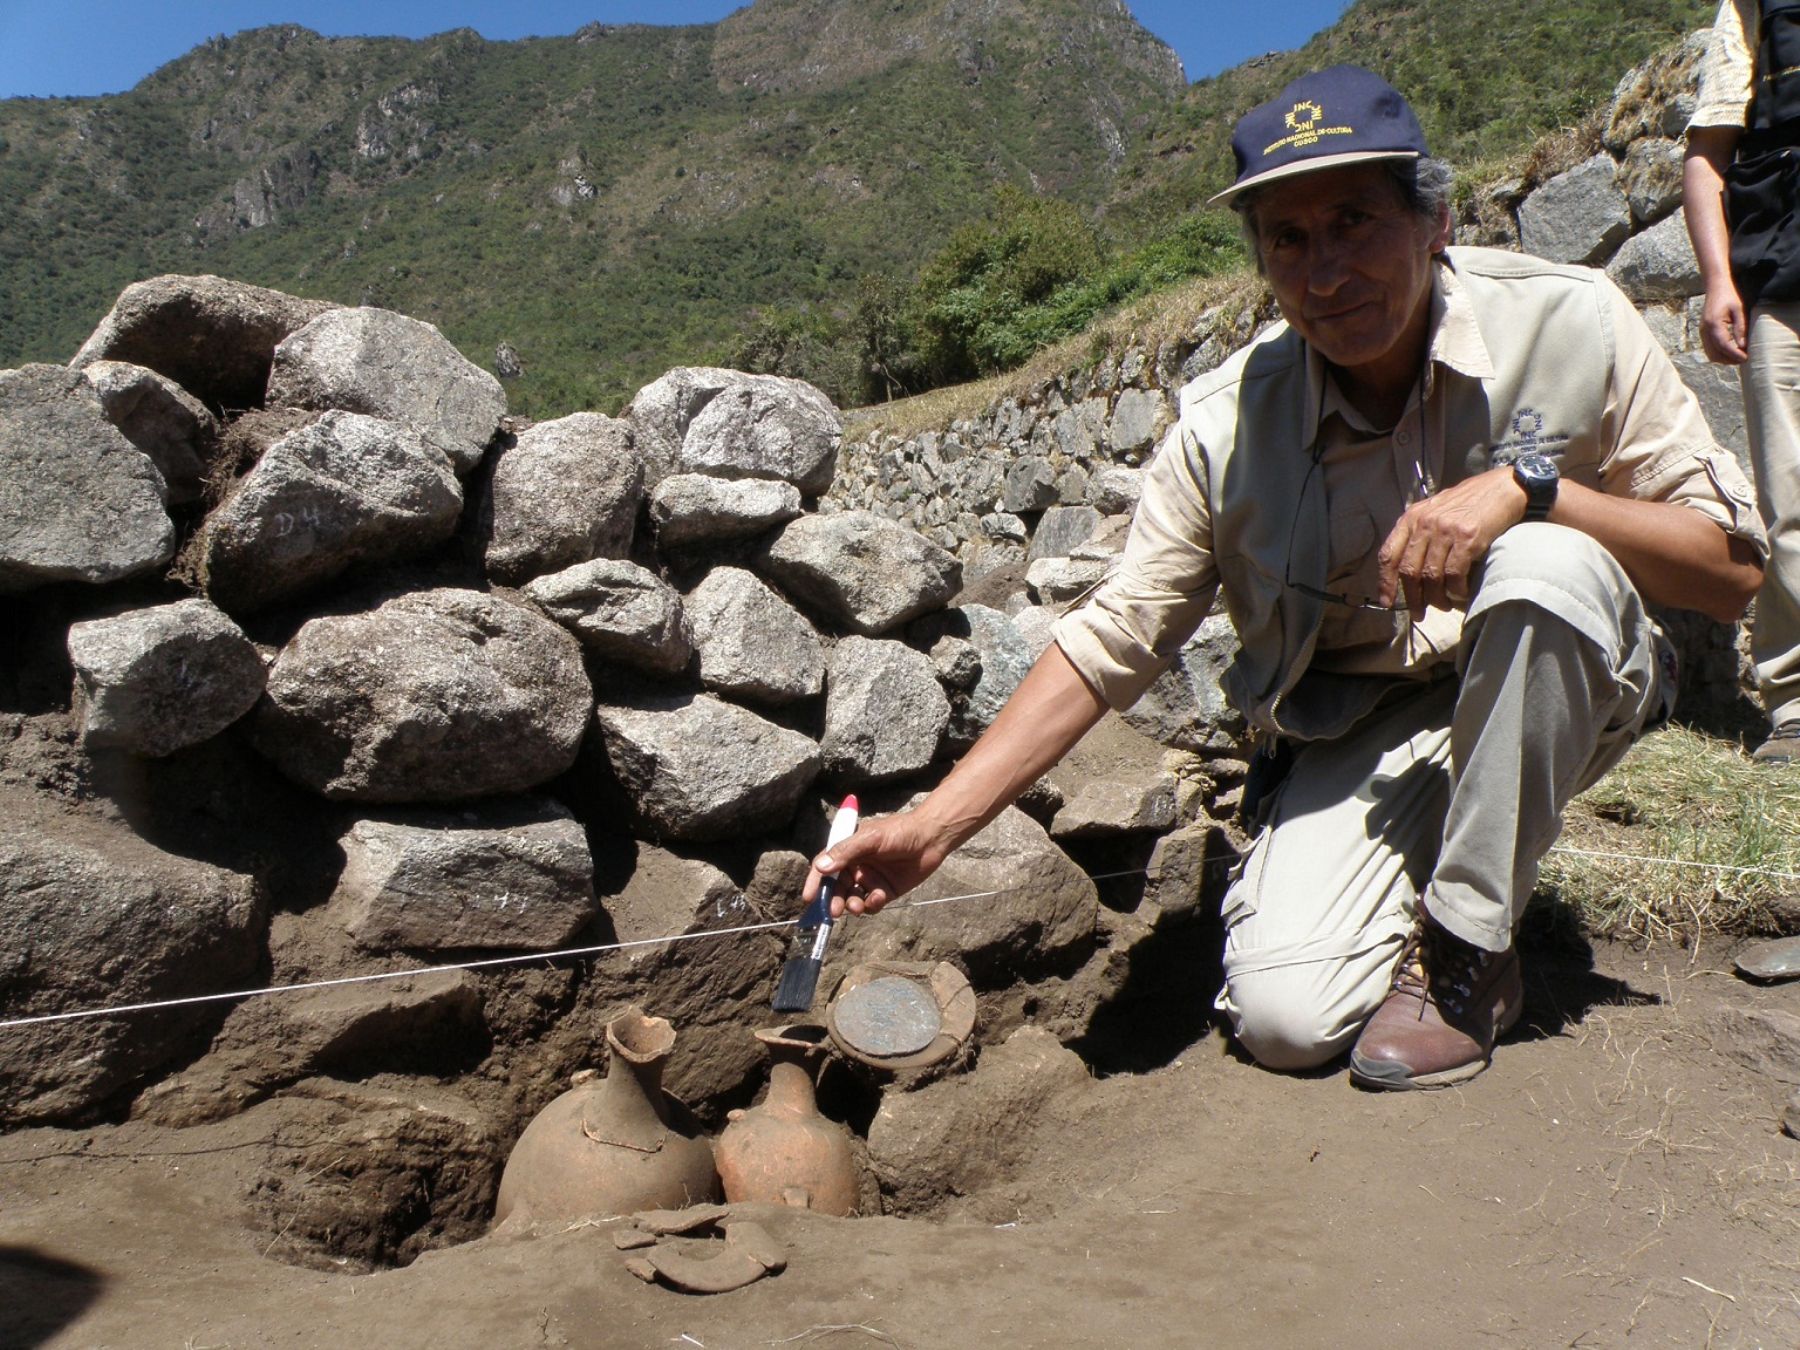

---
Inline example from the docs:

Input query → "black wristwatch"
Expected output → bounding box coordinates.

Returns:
[1512,452,1559,523]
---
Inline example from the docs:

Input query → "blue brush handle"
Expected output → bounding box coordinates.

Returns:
[798,874,837,930]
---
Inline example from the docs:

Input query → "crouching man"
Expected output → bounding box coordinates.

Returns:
[807,67,1766,1089]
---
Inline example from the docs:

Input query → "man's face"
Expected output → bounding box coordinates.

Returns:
[1251,163,1451,402]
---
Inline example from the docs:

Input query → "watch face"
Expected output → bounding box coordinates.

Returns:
[1515,452,1558,486]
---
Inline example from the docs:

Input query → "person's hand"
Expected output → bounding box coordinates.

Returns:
[1699,282,1749,365]
[1377,465,1528,612]
[802,807,952,917]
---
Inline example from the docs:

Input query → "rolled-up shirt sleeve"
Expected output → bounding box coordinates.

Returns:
[1051,418,1222,710]
[1598,280,1768,559]
[1688,0,1756,130]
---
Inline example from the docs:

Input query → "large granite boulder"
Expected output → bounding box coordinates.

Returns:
[0,795,266,1126]
[1605,209,1702,303]
[680,377,843,495]
[79,360,217,504]
[624,366,841,492]
[479,411,641,584]
[820,636,950,782]
[332,799,597,951]
[831,802,1098,983]
[592,692,820,841]
[648,472,803,549]
[523,559,692,674]
[186,410,463,614]
[67,598,267,757]
[0,364,175,593]
[266,307,505,474]
[71,273,336,411]
[1517,154,1631,266]
[1618,137,1686,227]
[1027,505,1102,562]
[686,566,825,704]
[254,588,592,802]
[754,511,961,636]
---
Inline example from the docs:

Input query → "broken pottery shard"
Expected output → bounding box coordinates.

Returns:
[1735,936,1800,983]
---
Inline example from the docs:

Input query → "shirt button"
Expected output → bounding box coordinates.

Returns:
[1396,431,1411,445]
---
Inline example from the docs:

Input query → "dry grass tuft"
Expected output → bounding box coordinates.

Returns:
[1539,725,1800,946]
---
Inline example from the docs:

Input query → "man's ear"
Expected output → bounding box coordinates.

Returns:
[1430,203,1453,254]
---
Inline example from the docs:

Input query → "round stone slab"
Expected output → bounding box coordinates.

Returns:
[831,976,942,1058]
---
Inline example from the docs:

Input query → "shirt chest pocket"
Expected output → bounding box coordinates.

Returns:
[1326,508,1380,591]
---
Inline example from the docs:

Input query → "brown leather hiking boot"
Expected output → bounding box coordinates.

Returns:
[1752,721,1800,765]
[1348,920,1522,1091]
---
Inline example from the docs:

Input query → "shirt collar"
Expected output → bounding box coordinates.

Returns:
[1304,252,1495,438]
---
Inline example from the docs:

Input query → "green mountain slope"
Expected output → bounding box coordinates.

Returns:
[0,0,1717,415]
[0,1,1181,415]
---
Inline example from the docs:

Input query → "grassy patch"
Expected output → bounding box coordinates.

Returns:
[846,268,1269,438]
[1539,725,1800,947]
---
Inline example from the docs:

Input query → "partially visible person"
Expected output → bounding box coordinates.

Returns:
[1685,0,1800,762]
[803,66,1766,1092]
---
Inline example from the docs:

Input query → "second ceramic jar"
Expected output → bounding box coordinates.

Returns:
[715,1024,860,1216]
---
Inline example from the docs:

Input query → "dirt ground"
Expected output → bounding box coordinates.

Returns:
[5,936,1799,1350]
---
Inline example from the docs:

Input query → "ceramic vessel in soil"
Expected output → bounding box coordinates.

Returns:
[493,1005,718,1227]
[714,1023,860,1216]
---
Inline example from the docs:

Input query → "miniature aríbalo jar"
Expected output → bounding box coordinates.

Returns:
[493,1005,718,1227]
[714,1024,860,1216]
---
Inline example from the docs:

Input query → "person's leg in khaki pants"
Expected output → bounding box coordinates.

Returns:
[1744,300,1800,755]
[1216,525,1671,1075]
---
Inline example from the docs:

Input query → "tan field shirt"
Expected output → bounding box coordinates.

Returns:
[1052,246,1766,741]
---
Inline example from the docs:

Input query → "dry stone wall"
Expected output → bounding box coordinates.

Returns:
[3,268,1171,1164]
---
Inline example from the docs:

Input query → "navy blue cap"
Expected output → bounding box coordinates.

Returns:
[1210,65,1427,205]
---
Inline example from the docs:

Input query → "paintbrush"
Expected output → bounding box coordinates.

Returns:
[771,794,859,1013]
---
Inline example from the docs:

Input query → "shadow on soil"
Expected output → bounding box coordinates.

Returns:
[0,1244,107,1349]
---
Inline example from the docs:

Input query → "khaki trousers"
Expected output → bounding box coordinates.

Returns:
[1744,301,1800,729]
[1215,525,1673,1070]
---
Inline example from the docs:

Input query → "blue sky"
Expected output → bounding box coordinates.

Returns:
[0,1,1351,100]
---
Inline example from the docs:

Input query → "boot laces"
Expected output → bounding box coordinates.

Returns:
[1394,923,1484,1020]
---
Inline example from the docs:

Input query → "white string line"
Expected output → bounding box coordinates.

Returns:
[5,843,1795,1032]
[0,869,1153,1031]
[1546,845,1800,882]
